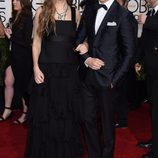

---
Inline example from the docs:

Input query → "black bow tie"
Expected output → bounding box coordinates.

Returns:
[96,4,108,10]
[147,8,156,16]
[150,9,155,16]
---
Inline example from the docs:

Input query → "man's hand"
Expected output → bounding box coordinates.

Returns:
[75,43,88,54]
[85,57,105,70]
[137,14,147,24]
[135,63,142,75]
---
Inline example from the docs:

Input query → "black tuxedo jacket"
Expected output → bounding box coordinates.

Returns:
[76,0,135,88]
[136,10,158,77]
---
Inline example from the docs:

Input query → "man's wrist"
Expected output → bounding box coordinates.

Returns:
[111,83,114,89]
[80,52,90,60]
[84,57,92,67]
[84,62,89,67]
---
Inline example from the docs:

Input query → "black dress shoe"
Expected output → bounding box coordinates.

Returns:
[115,123,127,128]
[142,152,153,158]
[137,140,152,148]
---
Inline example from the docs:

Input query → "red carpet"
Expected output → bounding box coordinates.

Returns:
[0,103,151,158]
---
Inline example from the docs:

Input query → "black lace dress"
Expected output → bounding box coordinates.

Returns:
[25,8,83,158]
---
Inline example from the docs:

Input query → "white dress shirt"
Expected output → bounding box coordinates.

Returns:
[95,0,114,34]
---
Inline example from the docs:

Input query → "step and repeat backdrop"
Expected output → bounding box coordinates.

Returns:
[0,0,148,35]
[0,0,12,26]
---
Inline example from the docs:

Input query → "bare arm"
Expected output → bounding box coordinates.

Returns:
[32,7,44,84]
[0,19,5,37]
[75,7,104,70]
[32,7,42,67]
[75,10,88,55]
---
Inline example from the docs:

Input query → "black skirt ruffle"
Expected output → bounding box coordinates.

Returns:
[26,63,84,158]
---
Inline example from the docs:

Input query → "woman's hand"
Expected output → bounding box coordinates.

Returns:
[135,63,142,75]
[137,14,147,25]
[4,28,12,39]
[33,66,44,84]
[75,42,89,54]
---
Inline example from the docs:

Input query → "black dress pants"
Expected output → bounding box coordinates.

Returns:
[81,73,116,158]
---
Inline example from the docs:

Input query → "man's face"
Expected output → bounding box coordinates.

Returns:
[117,0,128,8]
[117,0,125,6]
[146,0,158,7]
[99,0,109,3]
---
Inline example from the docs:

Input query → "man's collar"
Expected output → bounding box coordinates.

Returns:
[149,5,158,13]
[154,5,158,13]
[98,0,114,9]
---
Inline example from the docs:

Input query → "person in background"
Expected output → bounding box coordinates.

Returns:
[0,16,5,38]
[25,0,84,158]
[0,16,6,109]
[135,0,158,157]
[0,0,33,124]
[0,16,5,60]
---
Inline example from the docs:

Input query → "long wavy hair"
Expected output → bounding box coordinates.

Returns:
[11,0,32,29]
[37,0,73,37]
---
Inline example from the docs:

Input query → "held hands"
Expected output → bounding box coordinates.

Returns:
[137,14,147,24]
[4,28,12,39]
[135,63,142,75]
[75,43,88,54]
[85,57,105,70]
[34,66,44,84]
[75,43,105,70]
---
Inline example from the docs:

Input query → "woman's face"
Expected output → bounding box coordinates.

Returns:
[13,0,22,12]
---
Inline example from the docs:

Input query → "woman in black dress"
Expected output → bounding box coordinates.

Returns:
[0,0,33,123]
[25,0,85,158]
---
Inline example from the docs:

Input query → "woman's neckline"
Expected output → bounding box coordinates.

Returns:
[55,19,72,22]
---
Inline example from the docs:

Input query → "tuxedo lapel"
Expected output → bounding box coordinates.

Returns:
[90,4,98,38]
[95,1,117,37]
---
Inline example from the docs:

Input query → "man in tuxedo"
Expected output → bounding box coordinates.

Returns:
[135,0,158,157]
[76,0,135,158]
